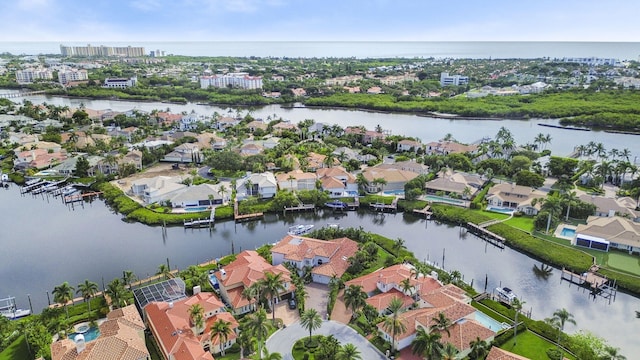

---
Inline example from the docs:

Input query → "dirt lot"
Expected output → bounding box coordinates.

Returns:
[111,163,190,193]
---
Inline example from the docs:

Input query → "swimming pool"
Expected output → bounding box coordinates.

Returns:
[184,206,209,212]
[486,206,515,214]
[474,311,509,332]
[425,195,464,205]
[69,326,100,342]
[560,227,576,237]
[383,189,405,196]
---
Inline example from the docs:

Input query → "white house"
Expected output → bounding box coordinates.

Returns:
[235,172,277,199]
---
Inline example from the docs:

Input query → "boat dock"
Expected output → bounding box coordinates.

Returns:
[184,209,215,228]
[283,203,316,215]
[20,179,44,194]
[345,197,359,210]
[63,191,103,204]
[413,204,432,219]
[561,266,617,303]
[234,200,263,222]
[466,222,505,249]
[370,197,398,213]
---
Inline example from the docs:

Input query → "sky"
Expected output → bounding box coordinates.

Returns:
[1,0,640,42]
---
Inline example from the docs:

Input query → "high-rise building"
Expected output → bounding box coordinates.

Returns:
[15,68,53,84]
[200,73,263,90]
[60,44,145,57]
[58,68,89,85]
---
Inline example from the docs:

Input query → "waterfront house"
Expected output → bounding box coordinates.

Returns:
[235,172,277,199]
[424,170,484,199]
[214,250,294,314]
[246,119,268,133]
[170,183,228,208]
[215,116,241,131]
[345,126,387,144]
[162,143,201,163]
[579,194,640,219]
[129,175,187,204]
[361,167,419,192]
[486,347,531,360]
[574,215,640,254]
[51,305,150,360]
[396,139,423,153]
[485,183,546,215]
[276,170,317,191]
[316,166,358,196]
[375,160,430,175]
[145,292,238,359]
[425,140,478,155]
[14,148,67,170]
[271,235,359,284]
[272,121,299,135]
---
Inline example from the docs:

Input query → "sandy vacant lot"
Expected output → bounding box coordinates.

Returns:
[111,163,192,193]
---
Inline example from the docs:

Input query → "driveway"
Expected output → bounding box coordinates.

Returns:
[266,320,386,360]
[304,283,330,320]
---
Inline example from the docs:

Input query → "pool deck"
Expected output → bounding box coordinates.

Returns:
[554,224,577,241]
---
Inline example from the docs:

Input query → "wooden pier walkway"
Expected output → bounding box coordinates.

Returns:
[283,203,315,214]
[466,222,505,249]
[560,266,617,303]
[63,191,103,204]
[234,199,263,222]
[345,197,359,210]
[369,197,398,213]
[413,205,432,219]
[184,209,215,228]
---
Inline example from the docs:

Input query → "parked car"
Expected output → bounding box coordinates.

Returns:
[288,298,296,310]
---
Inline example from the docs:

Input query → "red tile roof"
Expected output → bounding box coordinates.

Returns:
[486,347,531,360]
[271,236,358,278]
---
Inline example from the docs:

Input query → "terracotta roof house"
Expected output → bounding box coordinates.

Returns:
[345,127,387,144]
[425,170,485,200]
[271,121,299,135]
[145,292,239,359]
[213,250,294,314]
[425,140,478,155]
[246,120,268,133]
[485,183,546,215]
[271,235,359,284]
[51,305,149,360]
[397,139,423,153]
[574,215,640,253]
[239,143,264,156]
[14,148,67,170]
[316,166,357,197]
[196,133,226,151]
[375,160,430,175]
[306,152,340,172]
[276,170,317,191]
[486,346,531,360]
[362,167,419,192]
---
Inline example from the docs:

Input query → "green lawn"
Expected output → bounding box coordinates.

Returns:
[504,216,535,233]
[606,252,640,275]
[501,330,575,360]
[0,336,31,360]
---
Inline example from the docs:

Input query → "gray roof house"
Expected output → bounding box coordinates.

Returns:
[170,183,230,208]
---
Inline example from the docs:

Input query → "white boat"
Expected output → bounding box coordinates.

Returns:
[0,297,31,320]
[288,224,314,236]
[495,287,517,304]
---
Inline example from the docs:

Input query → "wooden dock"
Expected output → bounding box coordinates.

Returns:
[63,191,103,204]
[234,199,263,222]
[560,266,617,303]
[184,209,215,228]
[345,197,360,210]
[283,203,315,214]
[369,197,398,213]
[466,222,505,249]
[413,205,432,219]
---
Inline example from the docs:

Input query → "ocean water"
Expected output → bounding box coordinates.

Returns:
[1,41,639,60]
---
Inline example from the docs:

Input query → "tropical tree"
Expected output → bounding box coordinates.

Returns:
[76,280,98,317]
[343,284,367,317]
[245,308,269,360]
[122,270,137,288]
[300,308,323,344]
[440,343,459,360]
[156,263,171,279]
[373,177,387,193]
[356,173,369,194]
[468,337,489,360]
[512,298,525,346]
[262,348,284,360]
[562,191,579,221]
[382,297,406,354]
[260,272,286,322]
[430,312,453,337]
[105,278,127,309]
[211,319,233,356]
[337,343,362,360]
[52,282,75,320]
[242,281,262,311]
[411,326,443,360]
[602,345,627,360]
[400,278,414,297]
[552,307,576,357]
[218,184,228,203]
[189,304,205,334]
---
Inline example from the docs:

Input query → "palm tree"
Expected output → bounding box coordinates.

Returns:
[246,308,270,359]
[52,282,75,320]
[552,307,576,357]
[562,191,579,221]
[105,278,127,309]
[218,184,228,203]
[245,179,254,196]
[411,326,442,359]
[382,297,406,354]
[122,270,137,288]
[373,177,387,193]
[355,173,369,194]
[343,284,367,317]
[300,308,323,345]
[400,278,414,297]
[287,174,296,191]
[512,298,525,346]
[262,348,284,360]
[440,343,459,360]
[156,263,171,280]
[211,319,233,356]
[337,343,362,360]
[468,337,489,360]
[323,152,336,168]
[76,280,98,318]
[189,304,205,334]
[242,282,261,311]
[260,272,286,322]
[430,312,453,337]
[602,345,627,360]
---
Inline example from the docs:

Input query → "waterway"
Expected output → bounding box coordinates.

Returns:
[0,185,638,355]
[6,94,640,160]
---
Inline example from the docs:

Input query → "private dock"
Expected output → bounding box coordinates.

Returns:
[369,197,398,213]
[561,266,617,303]
[184,209,215,228]
[345,197,360,210]
[413,204,432,219]
[234,199,263,222]
[20,179,45,194]
[63,191,103,204]
[283,203,316,215]
[465,222,505,249]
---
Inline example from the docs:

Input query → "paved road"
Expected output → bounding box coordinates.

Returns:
[266,320,387,360]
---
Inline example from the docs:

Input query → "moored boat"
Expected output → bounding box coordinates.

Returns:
[324,200,347,209]
[495,287,517,304]
[287,224,314,236]
[0,297,31,320]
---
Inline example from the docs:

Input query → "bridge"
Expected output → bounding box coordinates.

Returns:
[0,90,48,99]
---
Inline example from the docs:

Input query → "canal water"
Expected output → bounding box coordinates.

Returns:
[0,185,638,355]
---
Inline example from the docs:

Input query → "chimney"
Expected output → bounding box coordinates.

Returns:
[74,334,86,353]
[168,302,174,309]
[193,285,201,295]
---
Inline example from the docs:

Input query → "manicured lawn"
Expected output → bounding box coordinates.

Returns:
[501,330,575,360]
[0,336,31,360]
[606,252,640,275]
[504,216,535,233]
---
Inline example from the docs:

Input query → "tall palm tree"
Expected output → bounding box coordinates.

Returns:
[242,282,261,311]
[440,343,459,360]
[245,308,269,360]
[211,319,233,356]
[76,280,98,318]
[468,337,489,360]
[337,343,362,360]
[300,308,323,345]
[260,272,286,322]
[262,348,284,360]
[411,326,442,360]
[602,345,627,360]
[552,307,576,357]
[156,263,171,280]
[430,312,453,337]
[382,297,406,354]
[122,270,137,288]
[400,278,414,297]
[218,184,228,203]
[343,284,367,317]
[355,173,369,194]
[562,191,579,221]
[52,282,75,320]
[512,298,525,346]
[105,278,127,309]
[189,304,205,334]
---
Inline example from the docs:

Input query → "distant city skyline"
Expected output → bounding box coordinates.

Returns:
[2,0,640,42]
